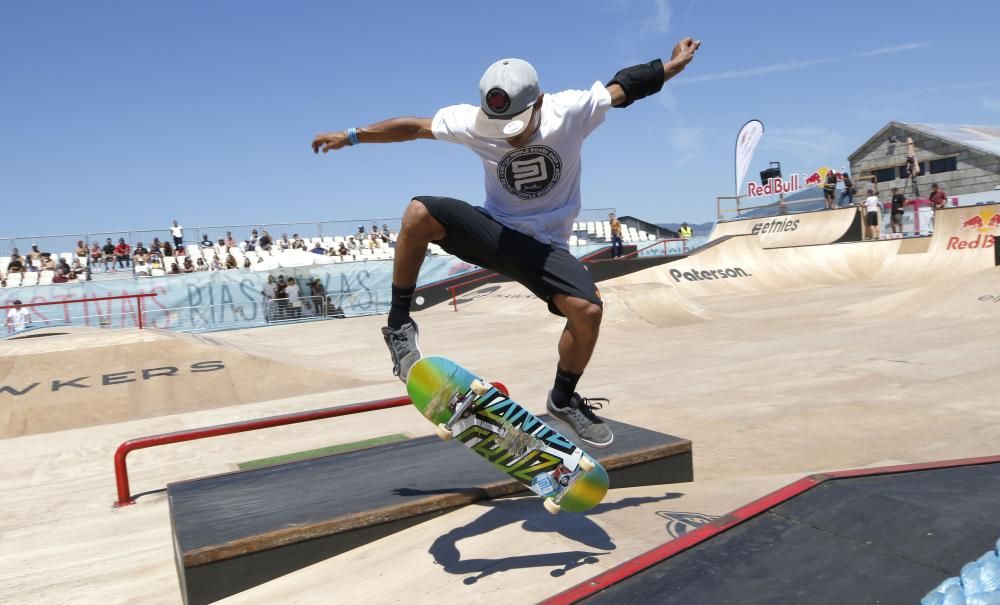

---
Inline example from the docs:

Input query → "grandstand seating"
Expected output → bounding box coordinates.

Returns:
[0,220,660,288]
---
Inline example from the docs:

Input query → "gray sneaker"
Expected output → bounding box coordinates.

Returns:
[381,321,422,382]
[546,391,614,449]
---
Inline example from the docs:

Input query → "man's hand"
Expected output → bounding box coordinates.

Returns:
[670,37,701,69]
[312,131,350,154]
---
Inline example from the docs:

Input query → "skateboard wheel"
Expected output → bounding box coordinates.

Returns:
[470,379,489,396]
[579,457,595,473]
[543,498,561,514]
[435,423,453,440]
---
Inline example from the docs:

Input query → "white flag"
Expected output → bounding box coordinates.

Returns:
[734,120,764,196]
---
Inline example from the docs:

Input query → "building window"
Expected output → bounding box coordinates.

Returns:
[873,167,896,183]
[929,156,958,174]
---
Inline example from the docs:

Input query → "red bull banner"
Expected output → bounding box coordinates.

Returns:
[735,119,764,196]
[747,166,842,198]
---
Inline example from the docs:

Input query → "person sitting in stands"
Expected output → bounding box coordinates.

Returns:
[28,244,43,263]
[89,241,102,265]
[134,257,151,276]
[196,257,208,271]
[278,233,292,250]
[347,236,358,251]
[7,251,24,274]
[216,238,227,253]
[102,238,116,270]
[225,232,237,250]
[293,233,306,250]
[162,241,174,257]
[182,257,195,273]
[310,242,326,254]
[70,258,87,280]
[150,237,163,255]
[338,242,349,257]
[75,240,88,258]
[114,238,131,268]
[243,256,251,269]
[210,255,223,271]
[133,241,148,260]
[259,230,273,251]
[170,262,181,275]
[41,253,57,271]
[369,233,381,249]
[199,234,214,249]
[246,229,259,251]
[226,253,238,270]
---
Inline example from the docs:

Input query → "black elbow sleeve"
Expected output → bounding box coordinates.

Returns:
[607,59,665,107]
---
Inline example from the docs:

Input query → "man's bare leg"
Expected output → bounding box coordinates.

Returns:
[383,199,447,381]
[546,293,613,447]
[552,294,602,374]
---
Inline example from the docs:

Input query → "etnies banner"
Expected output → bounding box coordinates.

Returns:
[735,120,764,196]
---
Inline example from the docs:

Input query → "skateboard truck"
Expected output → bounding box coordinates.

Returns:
[541,456,596,514]
[435,379,492,440]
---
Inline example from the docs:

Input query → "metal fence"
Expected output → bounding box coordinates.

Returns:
[0,208,618,259]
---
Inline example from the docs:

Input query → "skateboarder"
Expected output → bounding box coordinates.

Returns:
[312,37,701,449]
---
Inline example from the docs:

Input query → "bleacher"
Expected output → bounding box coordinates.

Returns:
[0,215,661,289]
[567,220,657,247]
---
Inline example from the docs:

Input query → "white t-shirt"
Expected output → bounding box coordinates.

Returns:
[286,284,301,306]
[864,196,881,212]
[432,81,612,248]
[7,308,30,332]
[170,225,183,238]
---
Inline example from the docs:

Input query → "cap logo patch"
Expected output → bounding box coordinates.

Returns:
[485,87,510,114]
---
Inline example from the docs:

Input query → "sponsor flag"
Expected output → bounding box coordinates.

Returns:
[734,119,764,196]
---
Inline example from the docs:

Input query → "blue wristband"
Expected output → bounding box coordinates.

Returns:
[347,127,361,146]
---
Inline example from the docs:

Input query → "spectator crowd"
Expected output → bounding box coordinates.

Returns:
[2,220,398,288]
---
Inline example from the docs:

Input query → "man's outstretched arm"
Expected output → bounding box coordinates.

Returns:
[606,37,701,107]
[312,117,434,154]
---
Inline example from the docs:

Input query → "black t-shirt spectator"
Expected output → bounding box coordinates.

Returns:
[103,243,116,256]
[7,258,23,272]
[259,234,272,249]
[891,193,906,215]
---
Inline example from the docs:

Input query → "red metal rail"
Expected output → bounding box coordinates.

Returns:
[113,381,509,507]
[1,292,158,329]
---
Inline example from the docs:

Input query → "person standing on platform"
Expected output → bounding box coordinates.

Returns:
[609,212,624,258]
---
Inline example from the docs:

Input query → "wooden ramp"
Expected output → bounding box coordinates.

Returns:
[167,416,692,604]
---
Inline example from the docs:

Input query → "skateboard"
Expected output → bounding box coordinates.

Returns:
[406,356,608,513]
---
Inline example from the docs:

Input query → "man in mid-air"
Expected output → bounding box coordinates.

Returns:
[313,37,700,449]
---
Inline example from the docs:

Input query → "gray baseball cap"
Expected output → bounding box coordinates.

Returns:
[473,58,540,139]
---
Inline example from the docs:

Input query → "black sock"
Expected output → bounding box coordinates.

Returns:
[551,367,582,407]
[387,284,415,330]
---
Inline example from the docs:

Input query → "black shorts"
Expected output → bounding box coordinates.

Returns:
[866,211,879,226]
[414,196,601,316]
[824,188,835,199]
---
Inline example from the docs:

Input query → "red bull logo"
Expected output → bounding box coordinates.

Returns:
[804,172,821,185]
[957,210,1000,233]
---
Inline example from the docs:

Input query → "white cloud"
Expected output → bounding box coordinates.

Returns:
[670,127,704,167]
[681,43,929,84]
[983,95,1000,111]
[644,0,672,34]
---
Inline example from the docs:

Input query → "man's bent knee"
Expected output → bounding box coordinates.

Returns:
[402,199,446,240]
[555,295,603,326]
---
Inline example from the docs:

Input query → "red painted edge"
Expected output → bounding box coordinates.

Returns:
[541,454,1000,604]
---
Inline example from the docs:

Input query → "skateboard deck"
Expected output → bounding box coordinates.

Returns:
[406,356,608,513]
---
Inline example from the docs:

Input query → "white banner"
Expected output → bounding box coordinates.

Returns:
[734,119,764,196]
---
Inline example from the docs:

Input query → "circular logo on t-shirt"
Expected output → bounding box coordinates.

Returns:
[497,145,562,199]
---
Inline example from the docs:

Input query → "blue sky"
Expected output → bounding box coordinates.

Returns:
[2,0,997,237]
